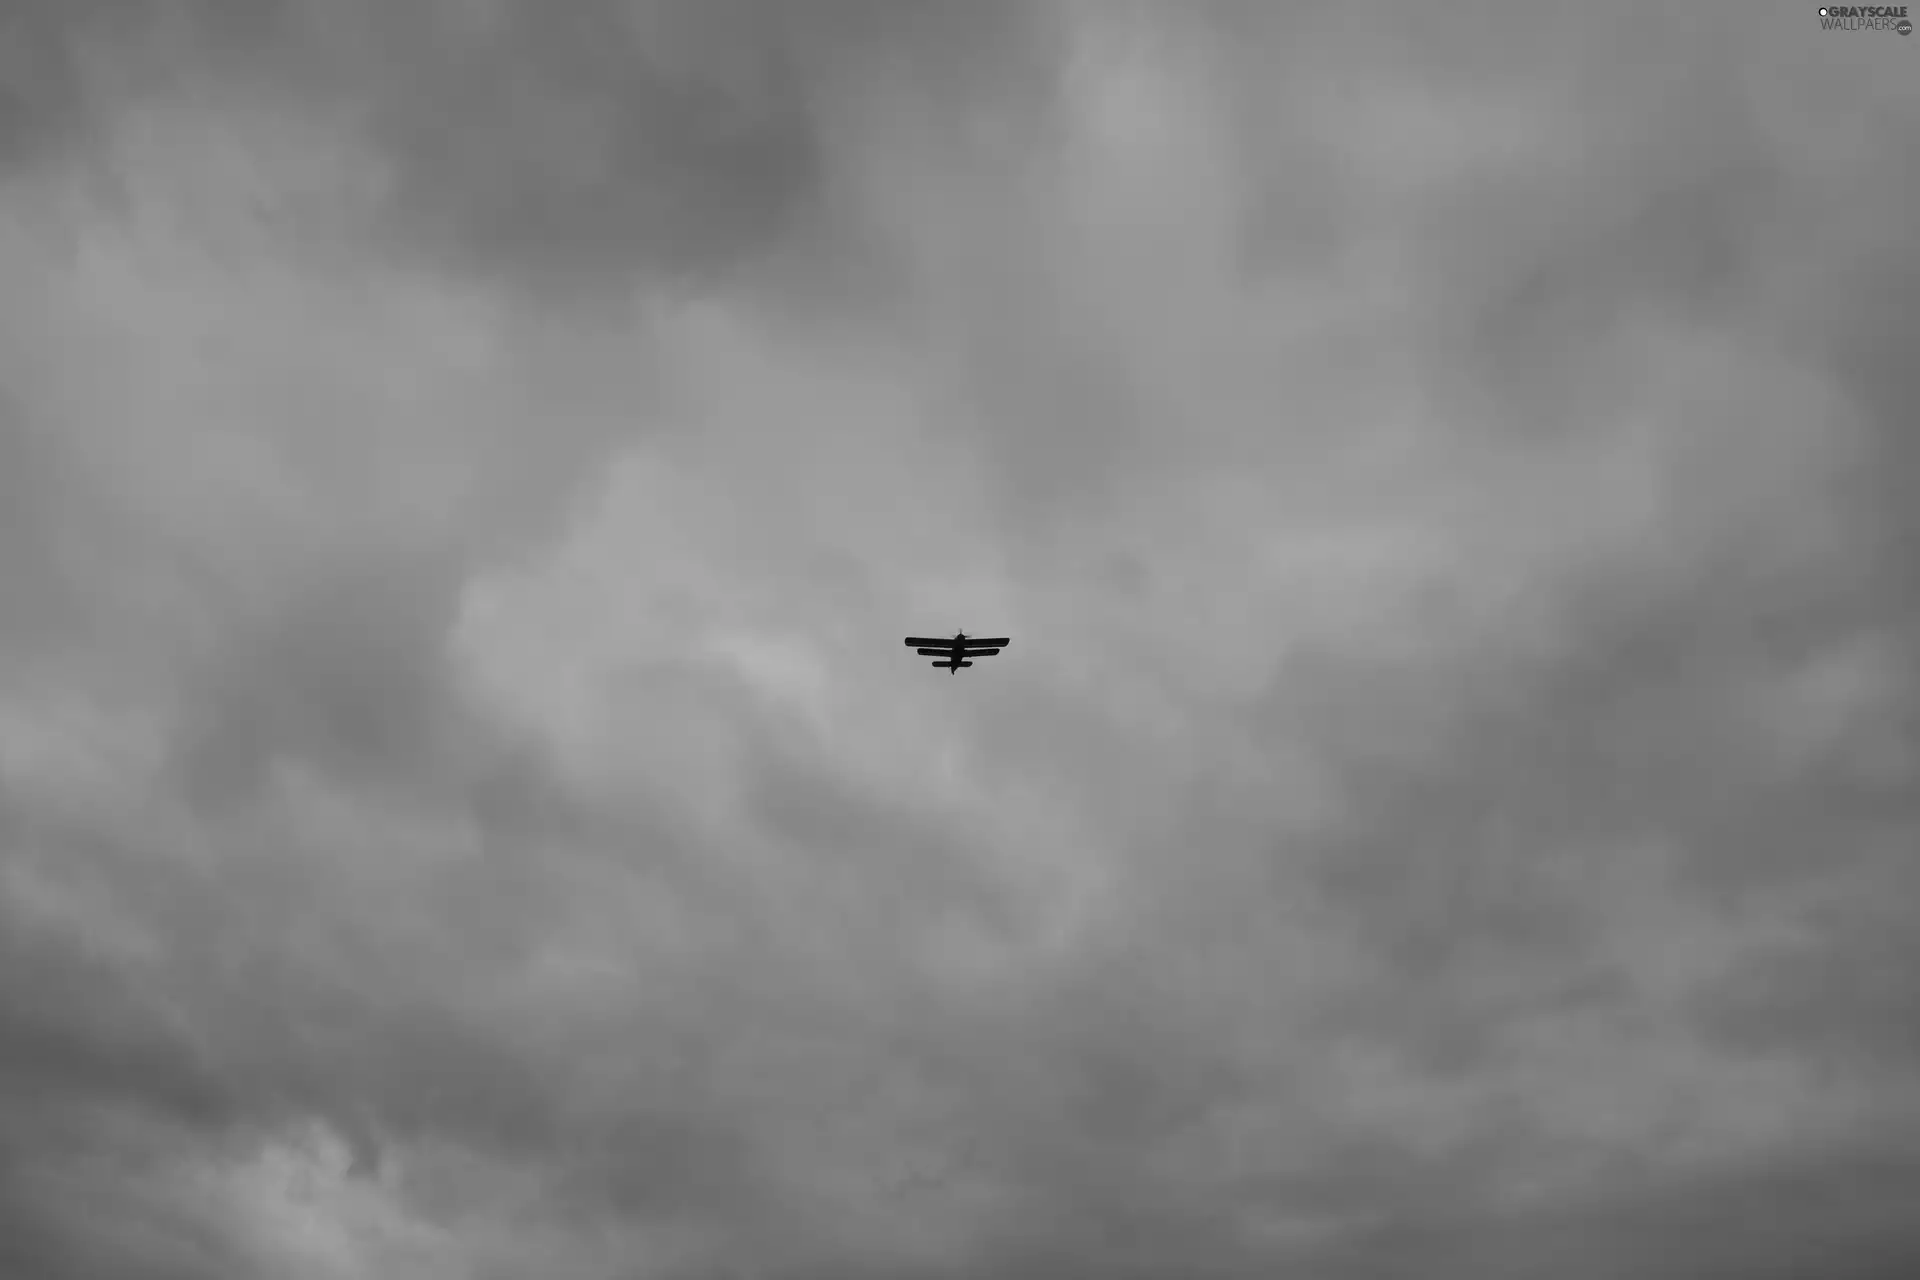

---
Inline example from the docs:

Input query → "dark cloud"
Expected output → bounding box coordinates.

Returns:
[0,1,1917,1277]
[358,0,821,292]
[1294,1143,1920,1280]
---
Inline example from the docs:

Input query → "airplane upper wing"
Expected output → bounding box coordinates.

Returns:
[904,637,953,647]
[962,638,1009,649]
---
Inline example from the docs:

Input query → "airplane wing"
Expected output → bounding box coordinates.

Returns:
[962,638,1009,649]
[915,648,952,657]
[904,637,953,648]
[962,647,1001,658]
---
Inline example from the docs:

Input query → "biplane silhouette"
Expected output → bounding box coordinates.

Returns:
[904,631,1009,674]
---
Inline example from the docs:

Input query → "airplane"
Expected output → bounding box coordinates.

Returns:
[904,631,1010,674]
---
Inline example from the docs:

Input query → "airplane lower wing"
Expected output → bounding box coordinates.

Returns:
[915,648,952,657]
[961,647,1001,657]
[963,638,1010,649]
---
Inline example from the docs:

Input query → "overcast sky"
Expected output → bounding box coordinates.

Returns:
[1,2,1917,1277]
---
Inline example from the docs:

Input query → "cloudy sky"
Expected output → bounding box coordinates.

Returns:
[1,1,1917,1276]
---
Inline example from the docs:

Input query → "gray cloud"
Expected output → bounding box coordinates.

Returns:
[1,1,1917,1277]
